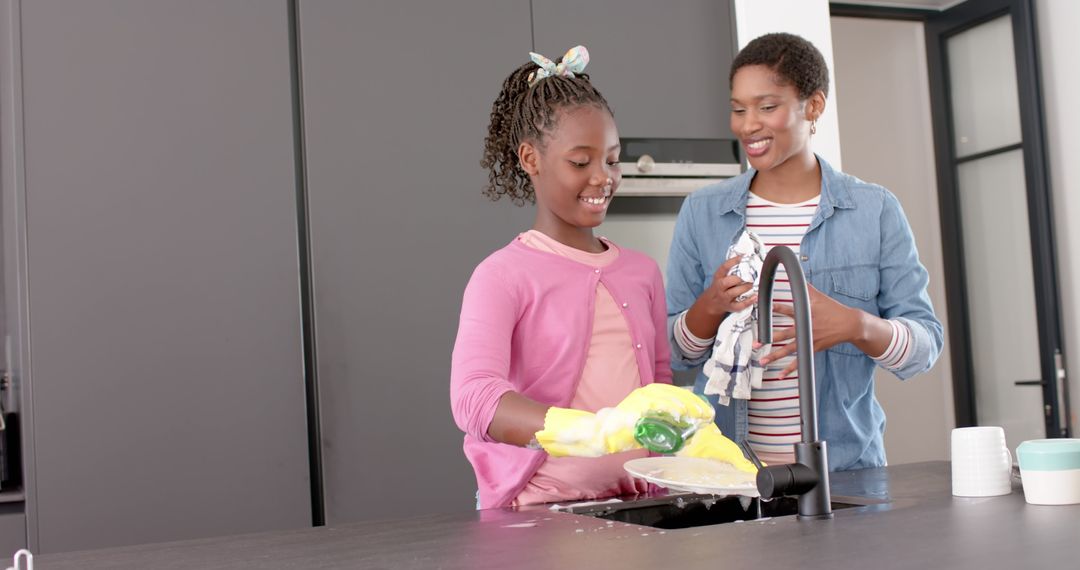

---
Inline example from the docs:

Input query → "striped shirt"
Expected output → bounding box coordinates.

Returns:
[674,191,913,465]
[744,192,818,464]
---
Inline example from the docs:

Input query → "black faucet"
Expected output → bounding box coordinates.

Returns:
[753,245,833,520]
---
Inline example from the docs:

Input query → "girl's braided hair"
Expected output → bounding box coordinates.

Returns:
[480,60,612,205]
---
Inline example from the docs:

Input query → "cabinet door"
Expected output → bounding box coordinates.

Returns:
[0,511,25,555]
[533,0,736,139]
[298,0,535,522]
[16,0,310,552]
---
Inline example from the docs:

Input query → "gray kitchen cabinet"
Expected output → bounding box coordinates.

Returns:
[297,0,535,523]
[0,511,24,555]
[532,0,737,140]
[2,0,310,553]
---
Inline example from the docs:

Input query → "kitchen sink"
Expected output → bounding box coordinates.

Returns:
[559,493,884,529]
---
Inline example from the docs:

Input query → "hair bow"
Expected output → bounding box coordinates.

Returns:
[527,45,590,86]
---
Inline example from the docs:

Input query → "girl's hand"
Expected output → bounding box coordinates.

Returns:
[535,384,715,457]
[757,283,863,376]
[677,423,758,473]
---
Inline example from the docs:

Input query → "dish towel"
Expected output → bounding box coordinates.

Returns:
[702,230,770,406]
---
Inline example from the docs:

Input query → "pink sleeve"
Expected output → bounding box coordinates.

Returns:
[450,263,518,442]
[649,262,674,385]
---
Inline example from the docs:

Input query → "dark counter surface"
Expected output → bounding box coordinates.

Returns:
[30,461,1080,569]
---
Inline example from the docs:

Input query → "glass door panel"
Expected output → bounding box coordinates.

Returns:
[946,15,1022,157]
[956,150,1044,450]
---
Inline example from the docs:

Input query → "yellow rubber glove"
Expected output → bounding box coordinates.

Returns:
[613,383,715,425]
[676,423,760,473]
[534,383,716,458]
[533,406,639,457]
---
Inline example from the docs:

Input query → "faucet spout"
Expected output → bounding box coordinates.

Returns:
[757,246,818,443]
[754,245,833,520]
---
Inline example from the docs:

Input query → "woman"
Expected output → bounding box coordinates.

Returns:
[665,32,944,470]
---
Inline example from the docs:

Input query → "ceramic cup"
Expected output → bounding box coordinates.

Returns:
[1016,439,1080,505]
[951,426,1012,497]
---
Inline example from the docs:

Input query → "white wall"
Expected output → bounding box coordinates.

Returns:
[831,16,954,463]
[1036,0,1080,433]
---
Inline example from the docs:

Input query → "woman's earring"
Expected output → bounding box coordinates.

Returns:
[810,120,817,136]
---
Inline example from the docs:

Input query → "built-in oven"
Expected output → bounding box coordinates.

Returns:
[617,138,743,196]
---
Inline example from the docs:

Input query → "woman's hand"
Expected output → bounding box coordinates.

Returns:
[757,283,865,376]
[684,255,759,339]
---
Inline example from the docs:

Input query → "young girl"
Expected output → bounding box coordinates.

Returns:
[450,46,746,509]
[667,33,944,469]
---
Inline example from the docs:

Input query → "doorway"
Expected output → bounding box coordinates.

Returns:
[833,0,1070,453]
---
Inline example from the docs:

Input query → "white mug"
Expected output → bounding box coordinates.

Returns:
[951,426,1012,497]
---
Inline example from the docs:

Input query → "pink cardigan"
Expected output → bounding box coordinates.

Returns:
[450,238,673,508]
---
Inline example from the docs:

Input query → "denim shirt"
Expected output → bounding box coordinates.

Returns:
[665,156,944,471]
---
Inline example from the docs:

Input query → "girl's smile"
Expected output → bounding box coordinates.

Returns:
[577,180,613,212]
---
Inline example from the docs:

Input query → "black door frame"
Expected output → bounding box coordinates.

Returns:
[831,0,1070,437]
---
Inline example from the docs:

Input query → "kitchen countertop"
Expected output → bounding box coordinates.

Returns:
[28,461,1080,569]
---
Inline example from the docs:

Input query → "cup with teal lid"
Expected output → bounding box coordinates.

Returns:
[1016,439,1080,505]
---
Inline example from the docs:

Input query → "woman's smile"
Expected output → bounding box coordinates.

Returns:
[743,137,772,158]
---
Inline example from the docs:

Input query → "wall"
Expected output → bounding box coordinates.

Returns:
[831,16,954,463]
[1036,0,1080,433]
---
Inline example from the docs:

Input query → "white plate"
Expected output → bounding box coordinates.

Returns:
[624,456,759,497]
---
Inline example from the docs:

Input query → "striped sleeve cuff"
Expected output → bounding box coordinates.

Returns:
[675,310,714,359]
[871,319,913,370]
